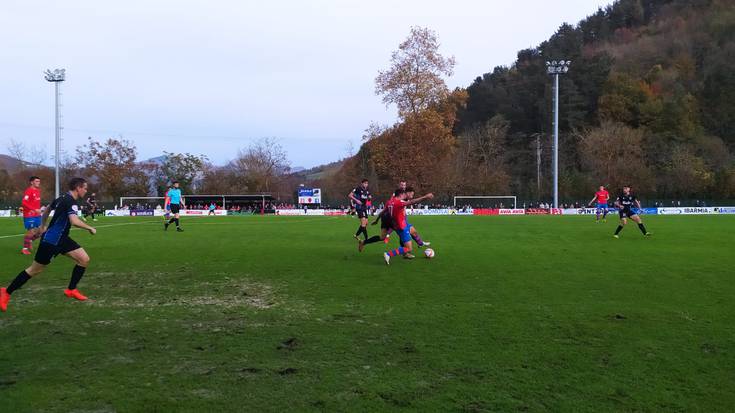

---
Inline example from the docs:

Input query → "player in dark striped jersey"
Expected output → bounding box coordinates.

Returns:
[348,179,372,241]
[613,185,651,238]
[1,178,97,312]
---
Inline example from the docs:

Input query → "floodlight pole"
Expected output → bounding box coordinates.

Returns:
[45,68,66,198]
[546,60,570,209]
[553,72,559,209]
[536,134,541,195]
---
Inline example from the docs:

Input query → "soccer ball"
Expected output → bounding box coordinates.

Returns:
[424,248,435,259]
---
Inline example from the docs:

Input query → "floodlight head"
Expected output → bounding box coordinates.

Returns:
[546,59,571,76]
[44,68,66,82]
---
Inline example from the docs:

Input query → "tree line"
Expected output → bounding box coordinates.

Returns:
[0,137,294,205]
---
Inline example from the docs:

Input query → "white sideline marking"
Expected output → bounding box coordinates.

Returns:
[0,217,339,239]
[0,221,157,239]
[183,217,340,225]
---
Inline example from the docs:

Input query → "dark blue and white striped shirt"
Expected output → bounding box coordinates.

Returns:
[42,193,78,245]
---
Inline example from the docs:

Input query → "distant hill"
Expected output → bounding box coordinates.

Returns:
[0,154,22,172]
[143,155,168,165]
[289,159,344,182]
[0,154,48,174]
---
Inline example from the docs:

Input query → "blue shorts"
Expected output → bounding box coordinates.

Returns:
[24,216,42,230]
[397,224,413,244]
[596,203,608,211]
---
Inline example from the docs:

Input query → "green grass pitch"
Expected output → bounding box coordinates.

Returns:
[0,215,733,412]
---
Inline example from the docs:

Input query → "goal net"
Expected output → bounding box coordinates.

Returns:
[453,196,517,209]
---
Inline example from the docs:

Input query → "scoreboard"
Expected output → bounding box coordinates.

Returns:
[298,188,322,204]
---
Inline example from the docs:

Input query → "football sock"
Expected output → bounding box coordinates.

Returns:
[168,218,175,224]
[68,265,86,290]
[615,225,624,235]
[355,226,368,239]
[638,223,648,234]
[364,235,382,245]
[7,271,32,294]
[23,236,32,249]
[174,218,180,228]
[411,233,424,246]
[387,247,405,257]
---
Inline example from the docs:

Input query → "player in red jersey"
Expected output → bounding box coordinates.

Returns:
[588,185,610,223]
[381,180,406,244]
[361,186,430,252]
[21,176,43,255]
[383,188,433,265]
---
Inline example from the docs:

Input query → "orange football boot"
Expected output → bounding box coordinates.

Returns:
[64,289,88,301]
[0,288,10,312]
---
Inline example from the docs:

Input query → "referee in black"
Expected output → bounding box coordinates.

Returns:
[348,179,372,242]
[614,185,651,238]
[1,178,97,312]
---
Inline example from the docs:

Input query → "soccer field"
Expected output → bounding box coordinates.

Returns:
[0,215,733,412]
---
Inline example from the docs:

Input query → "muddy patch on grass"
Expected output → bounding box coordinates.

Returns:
[108,355,135,364]
[700,343,718,354]
[378,391,413,407]
[89,277,281,310]
[400,342,418,354]
[191,388,219,399]
[277,367,298,376]
[238,367,262,374]
[460,399,491,413]
[277,337,300,351]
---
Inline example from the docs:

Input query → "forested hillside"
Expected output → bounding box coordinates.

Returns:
[326,0,735,203]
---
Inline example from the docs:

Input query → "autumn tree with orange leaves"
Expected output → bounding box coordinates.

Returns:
[375,27,456,119]
[339,26,462,199]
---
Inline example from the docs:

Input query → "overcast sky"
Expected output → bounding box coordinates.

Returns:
[0,0,613,169]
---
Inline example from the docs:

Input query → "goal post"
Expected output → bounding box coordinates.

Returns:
[453,196,517,209]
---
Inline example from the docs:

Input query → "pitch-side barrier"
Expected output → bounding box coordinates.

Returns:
[272,207,735,216]
[3,207,735,218]
[104,209,228,217]
[91,206,735,217]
